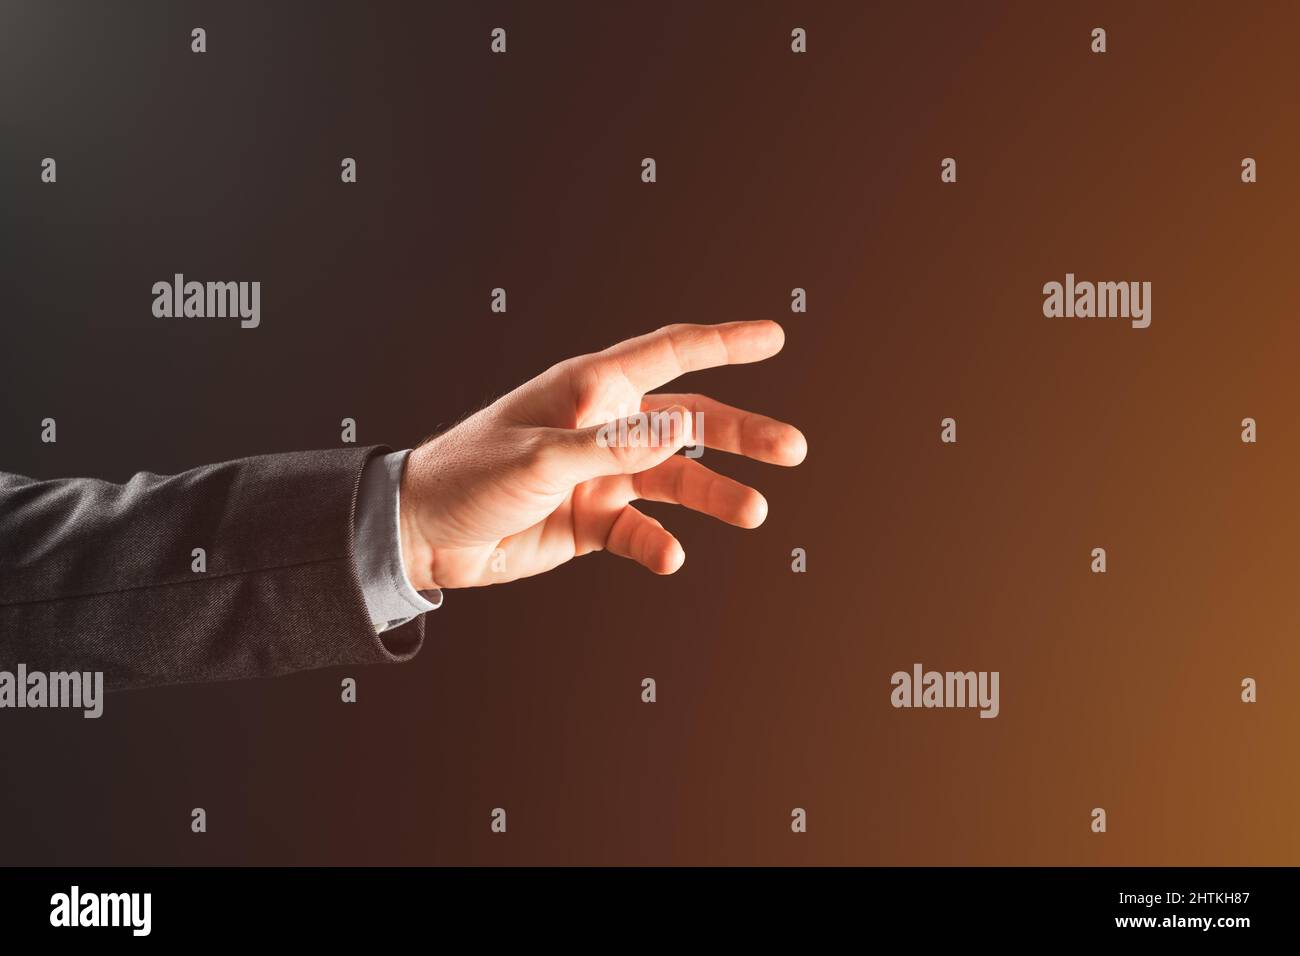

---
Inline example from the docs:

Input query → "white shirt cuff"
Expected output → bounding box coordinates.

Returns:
[353,449,442,632]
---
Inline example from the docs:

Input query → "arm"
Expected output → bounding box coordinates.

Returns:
[1,320,807,692]
[0,445,420,690]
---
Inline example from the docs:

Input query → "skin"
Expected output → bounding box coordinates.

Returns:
[398,320,807,590]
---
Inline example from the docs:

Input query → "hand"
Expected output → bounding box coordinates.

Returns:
[398,320,807,590]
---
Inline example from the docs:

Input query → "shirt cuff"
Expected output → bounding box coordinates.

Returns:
[353,449,442,632]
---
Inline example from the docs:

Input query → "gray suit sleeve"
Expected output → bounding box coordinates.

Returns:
[0,445,425,691]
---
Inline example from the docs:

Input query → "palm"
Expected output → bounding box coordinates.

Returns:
[400,322,807,590]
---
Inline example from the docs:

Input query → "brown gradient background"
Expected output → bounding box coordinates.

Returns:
[2,0,1298,865]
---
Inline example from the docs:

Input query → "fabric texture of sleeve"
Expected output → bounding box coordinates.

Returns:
[0,444,425,691]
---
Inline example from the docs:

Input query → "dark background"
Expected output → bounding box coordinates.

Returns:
[2,1,1298,864]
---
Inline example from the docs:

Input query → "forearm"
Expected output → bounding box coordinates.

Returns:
[0,446,425,690]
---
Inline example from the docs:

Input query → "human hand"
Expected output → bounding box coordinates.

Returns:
[398,320,807,590]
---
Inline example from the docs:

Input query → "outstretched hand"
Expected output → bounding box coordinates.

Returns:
[398,320,807,590]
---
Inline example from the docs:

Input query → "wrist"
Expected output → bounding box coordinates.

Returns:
[398,453,438,591]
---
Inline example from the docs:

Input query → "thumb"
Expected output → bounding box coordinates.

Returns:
[549,405,695,485]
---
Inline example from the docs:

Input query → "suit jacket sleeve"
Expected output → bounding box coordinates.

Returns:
[0,445,425,691]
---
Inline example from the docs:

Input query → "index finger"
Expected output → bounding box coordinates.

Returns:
[595,321,786,393]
